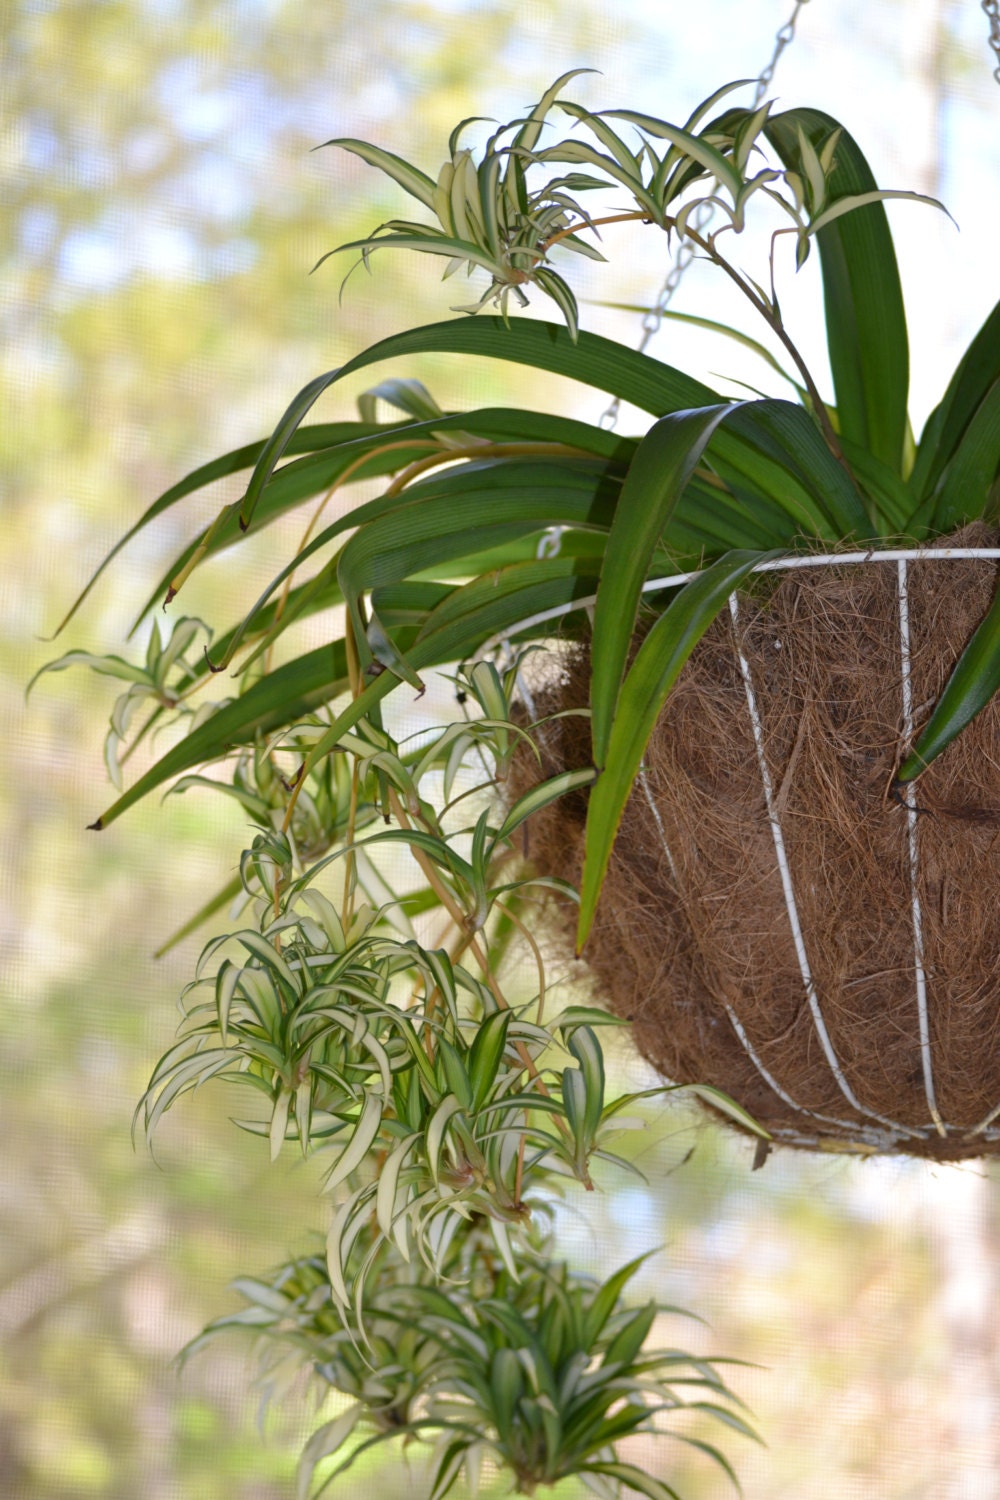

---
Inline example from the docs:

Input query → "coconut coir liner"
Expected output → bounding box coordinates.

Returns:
[519,533,1000,1159]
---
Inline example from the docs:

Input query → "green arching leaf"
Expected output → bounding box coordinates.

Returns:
[467,1011,512,1114]
[415,557,600,642]
[681,78,757,133]
[548,104,643,179]
[835,436,919,536]
[135,436,435,627]
[318,228,513,281]
[580,550,773,945]
[215,960,241,1048]
[561,1064,589,1155]
[426,1094,465,1185]
[601,108,744,200]
[314,137,439,210]
[489,1347,525,1442]
[323,1093,384,1196]
[336,458,621,661]
[686,1084,771,1138]
[87,637,352,829]
[533,136,660,220]
[492,768,597,847]
[139,406,630,634]
[765,108,910,475]
[590,403,739,767]
[807,186,947,237]
[567,1026,604,1142]
[50,422,383,636]
[28,649,153,694]
[239,368,362,531]
[601,1303,657,1369]
[235,317,724,510]
[668,475,796,554]
[912,295,1000,500]
[595,302,806,397]
[531,267,580,342]
[338,457,619,594]
[357,376,445,424]
[295,1405,365,1500]
[373,579,454,627]
[722,399,873,539]
[895,568,1000,786]
[581,1253,652,1348]
[514,67,597,157]
[928,376,1000,533]
[235,929,302,1000]
[427,1438,472,1500]
[669,1434,748,1490]
[210,560,346,679]
[269,1086,293,1162]
[375,1135,416,1241]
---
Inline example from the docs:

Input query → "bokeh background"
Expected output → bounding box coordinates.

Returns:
[5,1,1000,1496]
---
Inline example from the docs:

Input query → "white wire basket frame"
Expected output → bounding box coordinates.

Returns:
[497,547,1000,1156]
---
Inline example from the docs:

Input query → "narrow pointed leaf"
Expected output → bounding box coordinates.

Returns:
[467,1010,512,1113]
[913,295,1000,499]
[579,1465,680,1500]
[375,1135,416,1239]
[87,638,349,828]
[492,767,597,846]
[687,1083,771,1138]
[269,1087,292,1162]
[240,369,349,530]
[766,108,909,473]
[426,1094,464,1185]
[896,570,1000,785]
[928,376,1000,533]
[590,403,739,766]
[317,138,438,209]
[580,550,772,945]
[604,108,743,198]
[296,1406,364,1500]
[323,1092,383,1195]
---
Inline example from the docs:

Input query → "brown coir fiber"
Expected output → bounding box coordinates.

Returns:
[519,529,1000,1159]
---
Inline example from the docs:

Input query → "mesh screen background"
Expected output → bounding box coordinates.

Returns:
[4,2,1000,1495]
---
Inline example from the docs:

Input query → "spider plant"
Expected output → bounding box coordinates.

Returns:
[38,67,1000,1499]
[188,1222,759,1500]
[47,73,1000,949]
[117,658,761,1498]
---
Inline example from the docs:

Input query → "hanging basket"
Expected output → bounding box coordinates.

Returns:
[519,528,1000,1160]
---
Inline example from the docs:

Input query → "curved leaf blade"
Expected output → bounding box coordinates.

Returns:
[580,549,775,945]
[590,403,740,766]
[928,376,1000,534]
[912,294,1000,500]
[895,567,1000,785]
[766,108,910,474]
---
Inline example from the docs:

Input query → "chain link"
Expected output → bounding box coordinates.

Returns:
[594,0,810,435]
[753,0,811,106]
[984,0,1000,82]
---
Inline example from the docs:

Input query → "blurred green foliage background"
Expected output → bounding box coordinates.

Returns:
[5,1,1000,1496]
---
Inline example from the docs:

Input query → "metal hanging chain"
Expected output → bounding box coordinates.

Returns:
[595,0,812,433]
[985,0,1000,82]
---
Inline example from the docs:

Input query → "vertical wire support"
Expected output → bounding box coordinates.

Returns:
[896,559,947,1137]
[728,593,922,1136]
[639,757,909,1148]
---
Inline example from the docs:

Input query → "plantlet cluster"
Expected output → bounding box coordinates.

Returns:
[145,655,760,1495]
[192,1228,756,1500]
